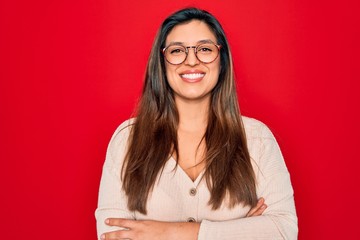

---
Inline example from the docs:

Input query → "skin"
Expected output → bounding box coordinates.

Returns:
[101,20,267,240]
[165,20,220,180]
[101,198,267,240]
[165,20,221,103]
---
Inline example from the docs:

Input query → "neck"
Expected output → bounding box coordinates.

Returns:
[175,96,210,132]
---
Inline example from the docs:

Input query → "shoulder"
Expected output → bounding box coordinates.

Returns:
[241,116,275,140]
[241,116,288,177]
[110,118,135,142]
[105,118,135,165]
[241,116,283,164]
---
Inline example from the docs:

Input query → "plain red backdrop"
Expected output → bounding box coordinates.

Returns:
[1,0,359,239]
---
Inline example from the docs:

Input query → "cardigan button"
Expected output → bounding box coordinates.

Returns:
[189,188,197,196]
[187,217,196,222]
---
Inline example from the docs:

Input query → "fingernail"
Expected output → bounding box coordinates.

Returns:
[100,234,105,240]
[105,219,110,224]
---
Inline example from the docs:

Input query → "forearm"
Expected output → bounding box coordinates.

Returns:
[169,222,200,240]
[101,219,200,240]
[198,214,297,240]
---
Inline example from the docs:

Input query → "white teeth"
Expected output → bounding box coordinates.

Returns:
[181,73,205,79]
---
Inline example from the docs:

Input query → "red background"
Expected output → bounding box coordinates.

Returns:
[1,0,359,239]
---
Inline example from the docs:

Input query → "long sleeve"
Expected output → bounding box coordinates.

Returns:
[95,118,298,239]
[198,119,298,239]
[95,120,134,239]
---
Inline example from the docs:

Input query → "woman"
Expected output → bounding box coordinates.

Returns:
[96,7,297,240]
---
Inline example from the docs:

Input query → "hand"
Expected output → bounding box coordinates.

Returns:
[246,197,267,217]
[101,218,199,240]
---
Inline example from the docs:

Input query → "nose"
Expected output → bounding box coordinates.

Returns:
[184,46,199,66]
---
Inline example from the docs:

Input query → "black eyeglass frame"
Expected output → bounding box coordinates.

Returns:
[162,42,222,65]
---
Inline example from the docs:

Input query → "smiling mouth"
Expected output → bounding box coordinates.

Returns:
[180,73,205,80]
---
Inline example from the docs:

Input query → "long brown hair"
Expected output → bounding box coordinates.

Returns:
[122,8,257,214]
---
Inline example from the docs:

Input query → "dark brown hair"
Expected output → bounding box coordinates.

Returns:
[122,7,257,214]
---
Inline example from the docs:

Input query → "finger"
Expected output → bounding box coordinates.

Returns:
[246,198,265,217]
[246,197,264,216]
[251,203,267,216]
[105,218,134,229]
[100,229,131,240]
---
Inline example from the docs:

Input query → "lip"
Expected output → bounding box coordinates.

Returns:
[179,70,206,83]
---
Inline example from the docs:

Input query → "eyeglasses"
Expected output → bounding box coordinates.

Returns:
[162,41,221,65]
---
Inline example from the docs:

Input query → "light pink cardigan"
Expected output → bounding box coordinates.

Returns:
[95,117,298,239]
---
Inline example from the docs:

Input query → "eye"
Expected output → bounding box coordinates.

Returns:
[197,44,215,53]
[168,46,185,55]
[170,49,182,54]
[198,47,212,52]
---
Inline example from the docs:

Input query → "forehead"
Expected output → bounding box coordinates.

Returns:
[165,20,217,45]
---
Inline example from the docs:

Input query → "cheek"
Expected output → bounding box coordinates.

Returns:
[165,65,178,82]
[210,61,221,79]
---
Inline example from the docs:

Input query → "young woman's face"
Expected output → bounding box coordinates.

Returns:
[164,20,221,103]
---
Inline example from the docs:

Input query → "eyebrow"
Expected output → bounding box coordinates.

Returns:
[167,39,215,46]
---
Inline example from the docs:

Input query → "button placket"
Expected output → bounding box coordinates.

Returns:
[185,187,198,222]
